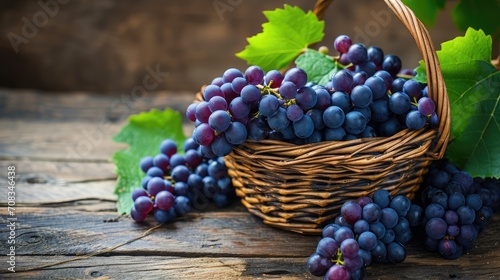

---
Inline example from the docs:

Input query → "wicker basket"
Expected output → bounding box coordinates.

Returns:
[223,0,451,234]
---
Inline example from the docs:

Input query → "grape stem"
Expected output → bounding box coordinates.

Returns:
[334,247,344,265]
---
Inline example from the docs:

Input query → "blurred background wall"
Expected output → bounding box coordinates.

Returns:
[0,0,495,93]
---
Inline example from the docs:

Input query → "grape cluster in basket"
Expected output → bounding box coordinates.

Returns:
[418,159,500,259]
[130,138,235,223]
[307,189,423,280]
[186,34,438,158]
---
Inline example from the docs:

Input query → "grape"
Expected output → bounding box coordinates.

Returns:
[333,227,355,244]
[132,188,148,201]
[171,165,190,182]
[208,110,231,132]
[283,67,307,89]
[367,46,384,66]
[286,104,303,122]
[222,68,243,83]
[353,71,368,86]
[374,70,393,90]
[386,242,406,263]
[146,166,164,178]
[369,222,386,239]
[332,69,354,93]
[438,239,458,259]
[405,110,426,130]
[338,53,351,65]
[334,35,352,53]
[323,106,345,129]
[370,99,391,122]
[417,97,436,116]
[307,253,332,276]
[186,103,197,122]
[380,207,399,229]
[153,208,177,223]
[247,116,270,140]
[208,96,228,112]
[350,85,373,108]
[389,92,411,115]
[356,61,377,77]
[184,137,199,152]
[195,101,212,123]
[316,237,339,259]
[389,195,411,217]
[203,85,224,101]
[220,82,239,103]
[187,173,203,191]
[344,111,366,135]
[381,229,395,243]
[134,196,154,214]
[456,205,475,225]
[429,112,439,128]
[358,231,377,251]
[425,203,445,219]
[371,240,387,262]
[364,76,387,100]
[211,77,224,86]
[425,218,447,239]
[174,196,191,215]
[199,143,217,159]
[244,65,264,85]
[229,97,251,119]
[264,70,284,88]
[353,219,369,234]
[296,86,317,110]
[347,43,368,65]
[382,54,402,76]
[344,255,363,271]
[447,193,465,211]
[362,203,382,223]
[466,194,482,211]
[314,87,331,110]
[293,115,314,138]
[169,154,187,168]
[379,117,402,137]
[341,201,362,224]
[340,238,359,259]
[240,85,261,104]
[279,81,297,100]
[267,107,289,131]
[211,135,233,157]
[131,206,147,222]
[141,176,152,190]
[259,94,280,117]
[402,80,422,100]
[147,177,166,196]
[185,149,202,168]
[140,156,154,173]
[224,121,247,145]
[324,127,346,141]
[373,189,391,208]
[324,265,350,280]
[330,91,352,113]
[231,77,248,94]
[155,190,175,210]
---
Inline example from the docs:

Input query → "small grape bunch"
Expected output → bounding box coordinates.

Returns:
[130,137,235,223]
[419,159,500,259]
[307,189,424,280]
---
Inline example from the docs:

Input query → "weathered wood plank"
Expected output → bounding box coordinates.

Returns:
[1,256,312,280]
[0,89,196,123]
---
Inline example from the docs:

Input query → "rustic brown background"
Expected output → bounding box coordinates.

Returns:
[0,0,493,93]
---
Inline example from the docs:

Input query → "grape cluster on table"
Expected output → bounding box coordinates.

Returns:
[130,138,235,223]
[418,159,500,259]
[307,189,423,280]
[186,34,439,158]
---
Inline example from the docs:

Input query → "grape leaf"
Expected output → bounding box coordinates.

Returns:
[451,0,500,37]
[414,28,500,178]
[236,5,324,71]
[112,109,186,214]
[401,0,446,27]
[295,49,339,86]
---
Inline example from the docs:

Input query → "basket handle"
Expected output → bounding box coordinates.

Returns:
[313,0,450,159]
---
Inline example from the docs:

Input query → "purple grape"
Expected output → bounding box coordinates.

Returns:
[202,85,224,101]
[140,156,154,173]
[316,237,339,259]
[195,101,211,123]
[225,121,247,145]
[283,67,307,89]
[340,238,359,258]
[231,77,248,94]
[307,253,332,277]
[132,188,148,201]
[147,177,166,196]
[155,190,175,210]
[279,81,297,100]
[341,201,362,224]
[295,86,317,110]
[222,68,243,83]
[131,206,147,222]
[244,65,265,85]
[159,139,178,159]
[418,97,436,116]
[405,110,427,130]
[264,70,284,88]
[134,196,154,214]
[333,35,352,53]
[347,43,368,65]
[240,85,261,104]
[185,149,202,168]
[382,54,402,77]
[186,103,197,122]
[192,123,215,146]
[324,265,350,280]
[332,69,353,93]
[208,110,231,133]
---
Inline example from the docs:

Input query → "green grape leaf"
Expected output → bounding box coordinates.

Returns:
[295,49,339,86]
[236,5,324,71]
[112,109,187,214]
[452,0,500,37]
[401,0,446,27]
[415,28,500,178]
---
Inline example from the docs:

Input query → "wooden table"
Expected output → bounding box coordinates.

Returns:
[0,89,499,279]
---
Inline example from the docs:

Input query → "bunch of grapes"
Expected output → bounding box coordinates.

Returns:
[130,137,235,223]
[307,189,424,279]
[418,159,500,259]
[186,35,439,158]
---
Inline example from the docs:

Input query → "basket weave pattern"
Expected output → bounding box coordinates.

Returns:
[224,0,451,234]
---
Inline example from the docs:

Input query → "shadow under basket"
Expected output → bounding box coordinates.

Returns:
[223,0,451,235]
